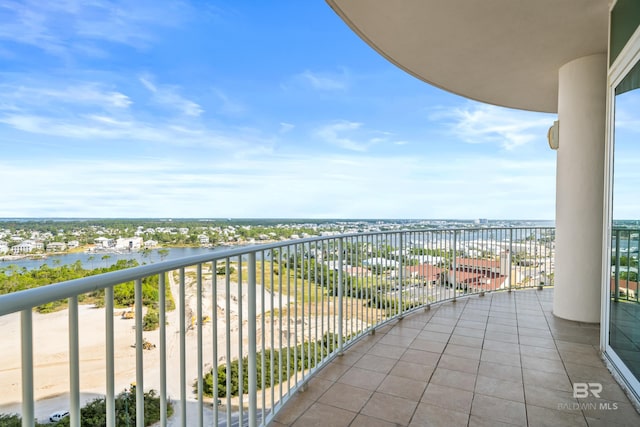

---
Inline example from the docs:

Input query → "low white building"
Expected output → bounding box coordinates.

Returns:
[115,237,143,250]
[12,240,44,254]
[0,241,8,254]
[144,239,158,248]
[46,242,67,252]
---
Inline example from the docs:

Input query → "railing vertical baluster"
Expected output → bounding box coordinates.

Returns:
[270,252,275,412]
[452,231,457,302]
[225,259,232,427]
[248,252,257,427]
[212,261,218,427]
[399,232,404,316]
[196,264,203,427]
[178,269,186,427]
[509,228,514,291]
[106,286,116,427]
[69,296,80,427]
[338,238,344,354]
[307,242,312,372]
[21,309,34,427]
[135,278,144,427]
[261,251,266,423]
[286,246,291,397]
[293,246,298,386]
[238,256,244,426]
[159,273,167,427]
[278,249,283,402]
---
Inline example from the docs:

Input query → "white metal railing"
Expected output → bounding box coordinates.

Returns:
[0,227,554,426]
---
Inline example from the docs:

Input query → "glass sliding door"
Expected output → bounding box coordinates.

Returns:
[610,56,640,385]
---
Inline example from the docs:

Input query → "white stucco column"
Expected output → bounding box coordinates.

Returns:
[553,54,607,323]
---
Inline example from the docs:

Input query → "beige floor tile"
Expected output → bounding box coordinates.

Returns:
[272,394,316,425]
[527,404,588,427]
[354,353,398,374]
[361,391,418,425]
[317,382,373,412]
[314,360,350,381]
[417,330,451,343]
[483,339,520,354]
[421,382,474,413]
[430,367,477,391]
[333,349,364,366]
[291,402,356,427]
[444,343,482,360]
[410,402,469,427]
[468,414,522,426]
[475,374,525,402]
[580,398,640,424]
[378,333,416,347]
[400,348,441,366]
[438,354,480,374]
[389,360,435,382]
[449,334,484,348]
[481,349,521,367]
[523,384,579,412]
[457,320,487,330]
[522,368,572,393]
[410,338,447,353]
[350,414,399,427]
[519,344,561,361]
[518,335,556,349]
[367,342,407,359]
[337,366,386,391]
[471,394,527,425]
[453,326,486,338]
[477,360,523,383]
[377,374,428,401]
[521,355,565,374]
[485,331,519,344]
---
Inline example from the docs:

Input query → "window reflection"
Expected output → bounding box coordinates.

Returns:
[611,58,640,380]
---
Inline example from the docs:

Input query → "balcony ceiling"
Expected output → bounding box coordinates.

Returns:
[326,0,609,113]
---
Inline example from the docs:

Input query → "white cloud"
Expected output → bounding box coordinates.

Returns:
[431,103,555,150]
[0,0,190,57]
[315,121,368,151]
[139,75,203,117]
[279,122,295,134]
[0,82,132,109]
[0,146,556,219]
[212,88,245,115]
[295,69,349,91]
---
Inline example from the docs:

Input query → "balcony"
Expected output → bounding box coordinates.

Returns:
[270,288,640,426]
[0,226,638,426]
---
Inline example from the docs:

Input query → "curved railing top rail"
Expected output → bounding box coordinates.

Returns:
[0,226,555,317]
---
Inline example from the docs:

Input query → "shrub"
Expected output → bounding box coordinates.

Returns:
[142,308,160,331]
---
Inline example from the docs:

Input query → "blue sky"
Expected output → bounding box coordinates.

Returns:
[0,0,559,219]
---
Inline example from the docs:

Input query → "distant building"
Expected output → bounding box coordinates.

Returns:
[12,240,44,254]
[0,241,8,254]
[115,237,143,250]
[94,237,115,248]
[144,240,158,248]
[67,240,80,249]
[198,235,210,245]
[46,242,67,252]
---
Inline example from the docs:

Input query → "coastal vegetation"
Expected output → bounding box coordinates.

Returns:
[198,333,344,399]
[0,260,175,315]
[0,387,171,426]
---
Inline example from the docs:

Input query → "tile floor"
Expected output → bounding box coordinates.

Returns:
[268,289,640,426]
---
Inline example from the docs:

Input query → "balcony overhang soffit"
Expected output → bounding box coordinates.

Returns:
[326,0,608,113]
